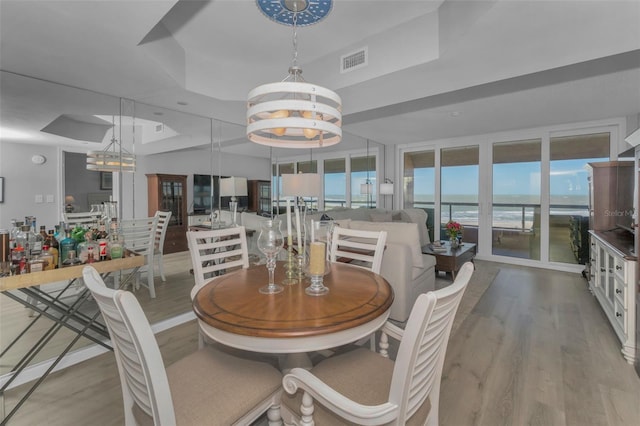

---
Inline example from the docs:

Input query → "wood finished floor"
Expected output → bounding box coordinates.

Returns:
[440,265,640,426]
[3,261,640,425]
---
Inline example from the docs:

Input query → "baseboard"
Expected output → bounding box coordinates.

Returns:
[0,311,196,390]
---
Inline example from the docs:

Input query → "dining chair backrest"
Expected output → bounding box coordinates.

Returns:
[82,266,175,424]
[64,211,102,228]
[389,261,474,424]
[153,210,172,253]
[119,217,157,256]
[187,226,250,292]
[119,216,158,297]
[329,226,387,274]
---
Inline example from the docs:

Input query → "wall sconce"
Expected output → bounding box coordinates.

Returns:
[379,178,394,208]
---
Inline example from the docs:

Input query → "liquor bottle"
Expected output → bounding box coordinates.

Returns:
[39,225,48,241]
[40,245,56,271]
[59,230,77,267]
[28,253,45,273]
[10,220,23,250]
[16,224,43,261]
[96,221,108,240]
[47,230,59,269]
[108,220,124,259]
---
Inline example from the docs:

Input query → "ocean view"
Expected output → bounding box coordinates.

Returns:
[324,193,589,229]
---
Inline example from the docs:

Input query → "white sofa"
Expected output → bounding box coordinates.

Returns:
[305,208,436,322]
[240,208,436,323]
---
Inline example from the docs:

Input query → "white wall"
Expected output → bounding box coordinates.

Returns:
[0,141,271,227]
[0,142,62,230]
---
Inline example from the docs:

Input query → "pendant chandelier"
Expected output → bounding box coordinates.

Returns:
[86,113,136,173]
[247,0,342,149]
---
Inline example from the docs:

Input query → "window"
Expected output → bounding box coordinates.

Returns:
[351,155,376,208]
[324,158,346,210]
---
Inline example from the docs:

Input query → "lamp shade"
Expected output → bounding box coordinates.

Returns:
[360,182,372,195]
[379,183,394,195]
[65,195,76,204]
[282,173,321,197]
[220,177,248,197]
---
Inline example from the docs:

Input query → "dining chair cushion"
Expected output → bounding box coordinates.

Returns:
[132,346,282,426]
[282,347,431,425]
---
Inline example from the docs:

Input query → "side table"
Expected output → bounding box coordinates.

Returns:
[421,241,476,280]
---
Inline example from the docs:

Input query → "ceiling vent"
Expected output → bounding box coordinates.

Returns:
[155,123,164,133]
[341,47,368,73]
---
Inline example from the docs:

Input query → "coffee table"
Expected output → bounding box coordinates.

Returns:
[421,241,476,280]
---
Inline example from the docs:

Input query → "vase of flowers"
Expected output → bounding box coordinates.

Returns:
[445,220,463,248]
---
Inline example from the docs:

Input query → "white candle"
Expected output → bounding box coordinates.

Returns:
[311,220,315,242]
[295,205,302,254]
[309,242,326,275]
[286,199,293,247]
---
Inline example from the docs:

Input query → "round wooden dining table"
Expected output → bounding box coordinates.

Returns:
[192,261,394,355]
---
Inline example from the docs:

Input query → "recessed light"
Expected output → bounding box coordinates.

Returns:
[177,101,188,106]
[153,112,164,116]
[451,111,460,117]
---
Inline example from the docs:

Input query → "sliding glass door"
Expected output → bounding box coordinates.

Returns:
[492,139,541,260]
[440,146,479,244]
[549,132,609,264]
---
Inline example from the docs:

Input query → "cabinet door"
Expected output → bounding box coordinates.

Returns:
[161,179,185,227]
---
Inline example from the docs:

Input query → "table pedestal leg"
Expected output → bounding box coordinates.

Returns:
[279,352,313,373]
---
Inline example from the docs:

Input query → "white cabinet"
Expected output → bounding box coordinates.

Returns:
[589,232,637,364]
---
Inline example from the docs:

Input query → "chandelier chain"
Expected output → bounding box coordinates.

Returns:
[291,12,299,73]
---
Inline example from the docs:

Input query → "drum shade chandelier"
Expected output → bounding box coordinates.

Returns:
[247,0,342,149]
[86,114,136,173]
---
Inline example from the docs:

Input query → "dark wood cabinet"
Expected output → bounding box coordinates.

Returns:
[248,180,271,215]
[586,161,634,231]
[147,174,188,254]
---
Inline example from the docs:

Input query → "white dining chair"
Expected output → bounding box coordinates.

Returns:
[329,226,387,274]
[63,211,102,228]
[81,266,282,426]
[119,216,158,298]
[281,261,474,426]
[152,210,172,281]
[187,226,250,298]
[187,226,250,349]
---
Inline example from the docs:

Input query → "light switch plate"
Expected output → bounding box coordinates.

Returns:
[46,194,55,203]
[35,194,44,203]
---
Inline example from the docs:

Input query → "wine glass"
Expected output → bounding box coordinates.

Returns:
[257,219,285,294]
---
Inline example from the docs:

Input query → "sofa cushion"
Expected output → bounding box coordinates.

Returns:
[370,212,392,222]
[350,220,423,268]
[403,208,430,246]
[391,210,412,223]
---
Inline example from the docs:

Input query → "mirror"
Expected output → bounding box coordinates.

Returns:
[0,71,254,373]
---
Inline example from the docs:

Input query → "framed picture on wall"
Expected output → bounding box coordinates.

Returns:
[100,172,113,190]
